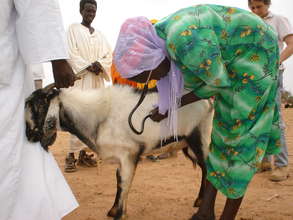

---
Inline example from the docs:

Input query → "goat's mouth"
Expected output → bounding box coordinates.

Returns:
[40,132,57,151]
[25,117,58,151]
[28,135,41,142]
[26,128,57,152]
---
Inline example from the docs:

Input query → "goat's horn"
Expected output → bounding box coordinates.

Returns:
[43,83,56,93]
[42,66,89,93]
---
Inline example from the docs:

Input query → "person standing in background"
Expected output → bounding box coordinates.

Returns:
[65,0,112,173]
[249,0,293,182]
[27,63,45,90]
[0,0,78,219]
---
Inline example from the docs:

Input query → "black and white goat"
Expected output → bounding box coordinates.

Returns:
[25,85,213,220]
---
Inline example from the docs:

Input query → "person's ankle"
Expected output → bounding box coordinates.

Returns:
[191,212,215,220]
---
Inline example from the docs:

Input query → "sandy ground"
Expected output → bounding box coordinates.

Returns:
[50,109,293,220]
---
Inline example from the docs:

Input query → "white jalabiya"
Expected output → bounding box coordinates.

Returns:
[67,23,112,89]
[0,1,78,220]
[67,23,112,152]
[264,12,293,70]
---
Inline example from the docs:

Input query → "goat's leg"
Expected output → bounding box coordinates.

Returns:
[107,168,123,218]
[182,147,206,207]
[193,152,207,207]
[108,157,137,220]
[184,129,207,208]
[190,180,217,220]
[107,147,143,220]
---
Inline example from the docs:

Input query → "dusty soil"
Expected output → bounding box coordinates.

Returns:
[51,109,293,220]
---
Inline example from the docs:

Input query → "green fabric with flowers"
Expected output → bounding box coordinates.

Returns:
[154,4,281,199]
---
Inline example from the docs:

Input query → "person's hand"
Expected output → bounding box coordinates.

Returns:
[92,61,103,75]
[150,107,168,122]
[87,61,103,75]
[86,65,95,73]
[51,59,76,88]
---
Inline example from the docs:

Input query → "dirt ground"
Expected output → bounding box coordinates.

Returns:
[51,109,293,220]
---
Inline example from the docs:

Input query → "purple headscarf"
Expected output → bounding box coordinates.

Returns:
[114,16,184,139]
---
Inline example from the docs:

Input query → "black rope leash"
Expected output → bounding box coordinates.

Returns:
[128,71,153,135]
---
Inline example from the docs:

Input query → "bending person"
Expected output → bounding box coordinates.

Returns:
[113,4,280,220]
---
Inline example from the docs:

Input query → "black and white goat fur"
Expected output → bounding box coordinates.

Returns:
[25,85,213,220]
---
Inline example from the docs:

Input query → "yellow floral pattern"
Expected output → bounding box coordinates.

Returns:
[154,4,280,199]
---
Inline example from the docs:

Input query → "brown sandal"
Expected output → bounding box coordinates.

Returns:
[77,150,97,167]
[64,153,77,173]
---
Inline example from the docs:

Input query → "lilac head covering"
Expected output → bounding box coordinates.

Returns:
[114,16,184,138]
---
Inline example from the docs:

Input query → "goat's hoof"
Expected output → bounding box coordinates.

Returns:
[114,214,128,220]
[193,198,202,207]
[108,207,127,220]
[107,207,117,217]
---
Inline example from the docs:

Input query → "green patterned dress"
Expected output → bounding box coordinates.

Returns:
[154,4,281,199]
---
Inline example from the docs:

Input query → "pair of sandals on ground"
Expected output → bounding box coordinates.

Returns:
[65,150,97,173]
[65,148,177,172]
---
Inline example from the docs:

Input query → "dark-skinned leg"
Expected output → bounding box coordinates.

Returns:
[190,180,217,220]
[219,196,243,220]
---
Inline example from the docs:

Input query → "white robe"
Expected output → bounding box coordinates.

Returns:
[67,23,112,89]
[26,63,45,81]
[66,23,113,152]
[0,1,78,220]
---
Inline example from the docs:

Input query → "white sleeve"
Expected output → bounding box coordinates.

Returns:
[14,0,69,64]
[276,16,293,41]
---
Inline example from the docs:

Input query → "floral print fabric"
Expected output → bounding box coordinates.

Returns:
[154,4,281,199]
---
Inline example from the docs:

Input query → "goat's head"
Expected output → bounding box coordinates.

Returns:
[25,86,60,151]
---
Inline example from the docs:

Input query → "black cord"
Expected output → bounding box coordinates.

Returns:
[128,84,152,135]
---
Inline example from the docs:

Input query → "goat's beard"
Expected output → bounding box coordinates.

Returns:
[40,116,58,151]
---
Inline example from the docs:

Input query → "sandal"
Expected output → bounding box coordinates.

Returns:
[77,150,97,167]
[64,154,77,173]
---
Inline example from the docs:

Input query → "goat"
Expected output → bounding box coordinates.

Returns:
[25,85,213,220]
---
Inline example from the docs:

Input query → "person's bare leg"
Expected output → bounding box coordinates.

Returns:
[219,196,243,220]
[191,180,217,220]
